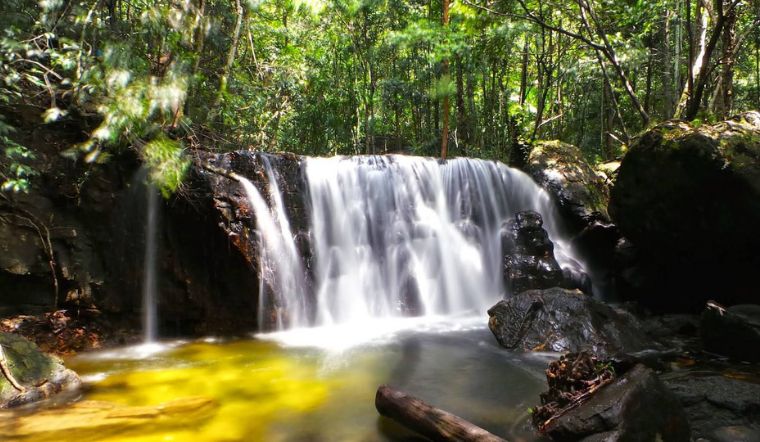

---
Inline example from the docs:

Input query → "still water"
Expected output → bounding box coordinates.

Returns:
[0,320,548,441]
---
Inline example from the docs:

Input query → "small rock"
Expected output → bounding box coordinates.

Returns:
[701,303,760,362]
[710,426,760,442]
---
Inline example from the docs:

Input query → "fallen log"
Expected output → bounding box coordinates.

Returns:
[375,385,507,442]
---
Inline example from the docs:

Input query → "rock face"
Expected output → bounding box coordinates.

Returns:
[609,112,760,310]
[544,364,690,441]
[665,374,760,440]
[159,151,311,334]
[700,303,760,363]
[487,287,649,357]
[526,140,610,233]
[0,106,135,319]
[0,332,80,408]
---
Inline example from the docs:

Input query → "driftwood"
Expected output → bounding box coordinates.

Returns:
[375,385,507,442]
[0,345,25,392]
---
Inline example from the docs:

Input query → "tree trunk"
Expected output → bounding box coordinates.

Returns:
[208,0,243,123]
[519,40,529,105]
[441,0,450,160]
[713,2,737,118]
[662,10,674,118]
[456,55,468,147]
[375,386,507,442]
[579,0,650,126]
[683,0,730,121]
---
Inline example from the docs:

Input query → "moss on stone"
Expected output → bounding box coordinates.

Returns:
[0,332,77,406]
[528,140,610,229]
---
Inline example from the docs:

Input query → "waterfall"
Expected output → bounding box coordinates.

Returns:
[241,155,583,332]
[238,157,309,330]
[142,182,159,343]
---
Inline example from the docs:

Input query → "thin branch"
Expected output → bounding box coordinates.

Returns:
[514,0,607,51]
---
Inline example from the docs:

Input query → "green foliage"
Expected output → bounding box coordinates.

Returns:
[1,0,759,183]
[142,135,190,198]
[0,113,36,193]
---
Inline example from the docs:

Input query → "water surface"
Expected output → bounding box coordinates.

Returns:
[0,324,548,441]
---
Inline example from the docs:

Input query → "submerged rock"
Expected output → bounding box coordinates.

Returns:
[487,287,649,357]
[543,364,690,441]
[609,112,760,310]
[0,332,80,408]
[700,303,760,363]
[526,140,610,233]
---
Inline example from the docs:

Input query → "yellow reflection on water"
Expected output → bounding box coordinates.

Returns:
[0,340,371,442]
[0,333,543,442]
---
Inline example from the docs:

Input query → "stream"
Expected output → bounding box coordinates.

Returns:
[0,319,550,441]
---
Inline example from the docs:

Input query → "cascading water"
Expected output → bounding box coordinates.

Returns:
[241,155,584,334]
[142,182,159,343]
[238,157,309,330]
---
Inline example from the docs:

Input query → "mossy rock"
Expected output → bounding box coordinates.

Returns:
[527,140,610,233]
[0,332,80,408]
[609,111,760,310]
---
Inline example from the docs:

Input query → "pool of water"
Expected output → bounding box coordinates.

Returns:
[0,321,550,441]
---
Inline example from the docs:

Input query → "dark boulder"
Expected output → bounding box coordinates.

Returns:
[487,287,649,357]
[543,364,691,441]
[665,374,760,440]
[609,112,760,310]
[526,140,610,234]
[501,211,588,295]
[0,332,80,408]
[700,303,760,363]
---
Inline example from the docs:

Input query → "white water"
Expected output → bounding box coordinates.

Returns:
[142,183,159,343]
[238,158,309,330]
[239,155,583,335]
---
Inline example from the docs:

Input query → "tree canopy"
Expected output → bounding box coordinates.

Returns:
[2,0,759,193]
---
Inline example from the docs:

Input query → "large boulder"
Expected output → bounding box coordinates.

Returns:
[665,374,760,440]
[543,363,690,441]
[0,332,80,408]
[487,287,649,357]
[700,303,760,363]
[609,112,760,310]
[527,140,610,233]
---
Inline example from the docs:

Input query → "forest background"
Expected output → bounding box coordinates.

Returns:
[2,0,759,194]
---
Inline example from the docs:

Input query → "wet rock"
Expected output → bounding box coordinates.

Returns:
[487,287,650,357]
[503,255,564,295]
[501,211,569,295]
[643,314,700,339]
[543,364,690,441]
[665,374,760,440]
[0,332,80,408]
[526,140,610,234]
[700,303,760,363]
[609,112,760,311]
[708,425,760,442]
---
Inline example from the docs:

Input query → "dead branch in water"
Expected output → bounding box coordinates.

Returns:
[375,385,507,442]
